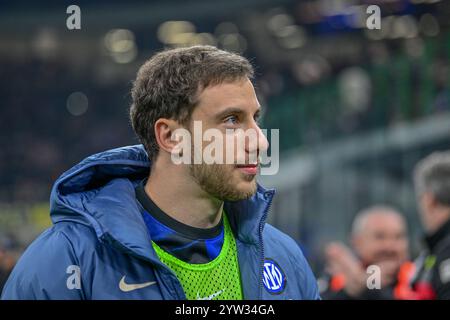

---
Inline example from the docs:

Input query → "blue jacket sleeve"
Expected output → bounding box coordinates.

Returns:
[263,224,321,300]
[1,227,85,300]
[293,246,321,300]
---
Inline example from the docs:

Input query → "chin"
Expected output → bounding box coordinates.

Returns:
[234,180,258,199]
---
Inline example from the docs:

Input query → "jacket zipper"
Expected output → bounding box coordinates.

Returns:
[258,191,274,299]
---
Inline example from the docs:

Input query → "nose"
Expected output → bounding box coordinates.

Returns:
[381,238,404,257]
[246,122,269,157]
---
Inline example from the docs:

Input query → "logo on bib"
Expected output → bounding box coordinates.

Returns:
[262,258,286,294]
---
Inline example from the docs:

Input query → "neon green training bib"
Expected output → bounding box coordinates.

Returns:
[152,213,244,300]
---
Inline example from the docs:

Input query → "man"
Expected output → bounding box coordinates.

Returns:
[1,46,319,300]
[320,206,410,299]
[0,245,17,293]
[402,151,450,299]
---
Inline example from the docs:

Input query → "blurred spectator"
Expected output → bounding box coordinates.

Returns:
[0,57,133,203]
[319,206,410,299]
[0,239,19,293]
[398,152,450,299]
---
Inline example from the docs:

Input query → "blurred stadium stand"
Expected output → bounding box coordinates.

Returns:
[0,0,449,276]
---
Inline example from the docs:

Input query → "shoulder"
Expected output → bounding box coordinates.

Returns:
[262,223,320,299]
[1,222,98,299]
[432,234,450,298]
[26,222,101,262]
[263,223,304,261]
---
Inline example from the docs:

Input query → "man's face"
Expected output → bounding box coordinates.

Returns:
[353,213,409,267]
[418,192,437,233]
[186,78,268,201]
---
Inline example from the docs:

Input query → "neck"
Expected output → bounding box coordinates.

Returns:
[145,160,223,229]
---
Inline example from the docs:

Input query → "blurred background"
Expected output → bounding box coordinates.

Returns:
[0,0,449,289]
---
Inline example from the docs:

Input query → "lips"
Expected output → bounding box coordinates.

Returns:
[236,164,258,175]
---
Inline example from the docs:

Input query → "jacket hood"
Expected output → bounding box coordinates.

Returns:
[49,145,275,260]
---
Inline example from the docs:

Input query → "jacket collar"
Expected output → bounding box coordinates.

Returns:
[50,145,275,262]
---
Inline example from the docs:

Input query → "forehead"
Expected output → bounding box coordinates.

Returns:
[193,78,259,116]
[365,213,406,233]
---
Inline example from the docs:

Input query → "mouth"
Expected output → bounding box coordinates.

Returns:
[375,252,399,262]
[236,164,258,175]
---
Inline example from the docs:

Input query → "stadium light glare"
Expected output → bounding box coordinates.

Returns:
[66,92,88,116]
[103,29,137,64]
[218,33,247,53]
[157,21,196,45]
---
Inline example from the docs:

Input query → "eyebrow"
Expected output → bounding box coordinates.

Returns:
[214,106,261,120]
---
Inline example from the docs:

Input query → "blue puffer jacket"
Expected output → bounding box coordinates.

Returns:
[1,145,320,300]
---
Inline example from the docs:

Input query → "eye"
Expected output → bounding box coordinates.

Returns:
[224,115,238,125]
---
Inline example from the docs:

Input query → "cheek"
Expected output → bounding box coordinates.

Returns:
[215,164,236,176]
[397,240,408,251]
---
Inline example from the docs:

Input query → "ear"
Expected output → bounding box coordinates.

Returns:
[154,118,185,155]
